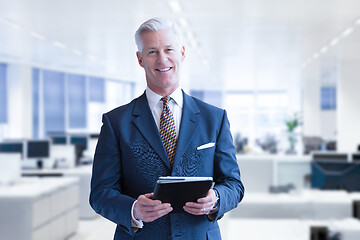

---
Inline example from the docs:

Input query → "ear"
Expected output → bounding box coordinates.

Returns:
[181,45,185,62]
[136,51,144,67]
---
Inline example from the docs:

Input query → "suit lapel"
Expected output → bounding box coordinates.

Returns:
[173,91,201,167]
[132,93,171,170]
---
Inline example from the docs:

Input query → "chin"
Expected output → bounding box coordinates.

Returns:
[158,79,176,87]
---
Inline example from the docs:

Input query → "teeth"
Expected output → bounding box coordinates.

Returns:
[157,67,171,72]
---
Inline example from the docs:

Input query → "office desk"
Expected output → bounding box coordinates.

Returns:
[231,190,352,219]
[22,165,96,219]
[223,218,360,240]
[0,177,79,240]
[64,166,96,219]
[237,154,311,192]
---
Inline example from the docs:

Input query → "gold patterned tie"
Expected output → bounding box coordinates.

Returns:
[159,96,177,167]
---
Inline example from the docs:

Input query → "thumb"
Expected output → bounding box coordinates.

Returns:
[144,193,154,199]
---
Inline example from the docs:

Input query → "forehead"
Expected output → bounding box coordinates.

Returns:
[141,29,180,48]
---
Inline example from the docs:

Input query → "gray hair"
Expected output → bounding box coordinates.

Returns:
[135,17,183,53]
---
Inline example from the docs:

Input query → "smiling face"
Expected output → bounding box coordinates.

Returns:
[136,28,185,96]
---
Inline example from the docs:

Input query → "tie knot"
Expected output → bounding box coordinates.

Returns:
[161,96,171,105]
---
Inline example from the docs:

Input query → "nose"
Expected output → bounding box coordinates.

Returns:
[157,51,168,64]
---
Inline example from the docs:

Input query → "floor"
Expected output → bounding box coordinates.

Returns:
[69,216,360,240]
[68,216,115,240]
[67,215,309,240]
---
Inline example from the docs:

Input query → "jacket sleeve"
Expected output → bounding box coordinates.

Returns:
[212,110,245,221]
[89,113,135,235]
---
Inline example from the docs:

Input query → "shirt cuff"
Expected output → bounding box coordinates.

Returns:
[131,200,144,228]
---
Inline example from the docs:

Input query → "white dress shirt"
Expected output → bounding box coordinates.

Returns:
[145,86,183,137]
[131,86,183,229]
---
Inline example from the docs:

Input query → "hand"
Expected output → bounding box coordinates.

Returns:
[133,193,173,222]
[183,189,218,215]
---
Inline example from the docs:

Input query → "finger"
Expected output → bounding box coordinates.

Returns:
[183,206,209,215]
[183,206,199,215]
[138,194,162,206]
[142,205,173,222]
[196,195,212,203]
[144,193,154,198]
[184,203,211,213]
[141,203,172,213]
[184,201,213,209]
[197,189,216,203]
[135,202,172,221]
[145,205,173,218]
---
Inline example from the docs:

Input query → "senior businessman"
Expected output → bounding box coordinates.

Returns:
[90,17,245,240]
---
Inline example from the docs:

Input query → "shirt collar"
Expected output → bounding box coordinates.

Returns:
[146,86,183,111]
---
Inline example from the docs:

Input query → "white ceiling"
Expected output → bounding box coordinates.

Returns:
[0,0,359,90]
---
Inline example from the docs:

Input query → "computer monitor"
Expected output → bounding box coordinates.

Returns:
[50,135,68,145]
[26,140,50,169]
[312,152,348,162]
[89,133,100,139]
[352,153,360,162]
[0,141,24,159]
[69,135,88,165]
[70,135,88,149]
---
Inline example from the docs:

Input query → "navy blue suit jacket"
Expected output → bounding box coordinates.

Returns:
[90,91,244,240]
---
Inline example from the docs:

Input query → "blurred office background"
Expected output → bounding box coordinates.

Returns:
[0,0,360,240]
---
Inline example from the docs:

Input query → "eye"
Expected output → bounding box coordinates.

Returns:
[167,48,175,52]
[148,50,157,55]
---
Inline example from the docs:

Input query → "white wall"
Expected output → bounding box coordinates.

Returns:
[5,64,32,139]
[302,62,322,137]
[337,61,360,152]
[302,58,338,141]
[320,111,337,140]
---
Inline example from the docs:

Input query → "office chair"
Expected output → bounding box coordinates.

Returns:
[310,226,328,240]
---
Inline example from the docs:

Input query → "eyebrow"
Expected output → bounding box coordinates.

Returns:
[146,44,174,50]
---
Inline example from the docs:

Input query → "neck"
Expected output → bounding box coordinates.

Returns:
[148,84,179,97]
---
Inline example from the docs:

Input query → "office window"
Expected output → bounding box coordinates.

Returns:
[123,82,135,103]
[0,63,7,123]
[226,91,254,110]
[225,91,288,146]
[225,92,254,138]
[106,80,134,111]
[190,90,204,100]
[88,80,134,132]
[321,87,336,110]
[255,92,287,129]
[67,74,87,128]
[32,68,135,135]
[43,70,66,135]
[32,69,40,138]
[89,77,105,102]
[256,92,287,109]
[106,80,123,111]
[88,101,105,133]
[190,90,223,108]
